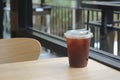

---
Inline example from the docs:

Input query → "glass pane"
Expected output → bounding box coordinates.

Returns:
[3,0,11,38]
[32,0,120,58]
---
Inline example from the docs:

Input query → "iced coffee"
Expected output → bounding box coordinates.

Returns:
[64,29,93,68]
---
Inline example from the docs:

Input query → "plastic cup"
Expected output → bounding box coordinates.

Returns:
[64,29,93,68]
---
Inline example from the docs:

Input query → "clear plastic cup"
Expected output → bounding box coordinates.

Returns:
[64,29,93,68]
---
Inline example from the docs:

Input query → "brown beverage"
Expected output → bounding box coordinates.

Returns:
[64,29,93,68]
[67,38,91,67]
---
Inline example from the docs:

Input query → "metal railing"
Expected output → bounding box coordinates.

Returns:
[33,4,120,56]
[33,6,86,37]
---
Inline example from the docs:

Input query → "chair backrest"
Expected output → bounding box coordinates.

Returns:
[0,38,41,64]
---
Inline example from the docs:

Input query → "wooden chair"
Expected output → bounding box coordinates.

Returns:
[0,38,41,64]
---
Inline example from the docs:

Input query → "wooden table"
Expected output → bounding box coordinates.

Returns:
[0,57,119,80]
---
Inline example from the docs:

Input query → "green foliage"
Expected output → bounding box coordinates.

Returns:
[45,0,75,7]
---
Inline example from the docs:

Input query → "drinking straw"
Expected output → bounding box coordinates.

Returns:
[87,10,90,31]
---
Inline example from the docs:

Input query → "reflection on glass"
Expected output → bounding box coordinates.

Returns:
[32,0,120,57]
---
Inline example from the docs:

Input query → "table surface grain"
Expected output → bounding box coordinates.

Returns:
[0,57,119,80]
